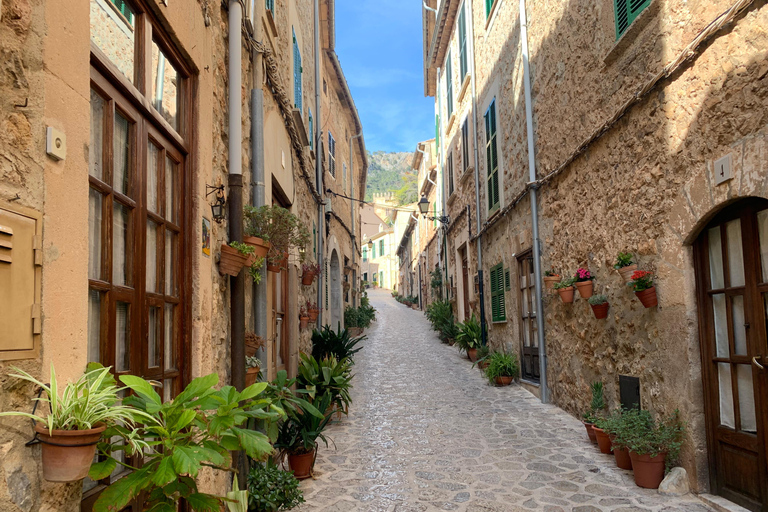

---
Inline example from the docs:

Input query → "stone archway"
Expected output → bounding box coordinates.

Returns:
[330,249,342,330]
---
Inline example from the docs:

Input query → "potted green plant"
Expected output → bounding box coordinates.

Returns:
[483,352,520,386]
[310,325,365,364]
[301,262,321,285]
[247,461,305,512]
[582,381,605,444]
[623,408,685,489]
[602,408,633,470]
[242,206,272,259]
[306,301,320,323]
[628,270,657,308]
[297,354,352,421]
[425,300,458,344]
[474,345,490,370]
[554,276,577,303]
[246,355,262,387]
[587,294,609,319]
[244,206,310,272]
[299,306,310,330]
[248,256,266,284]
[275,392,333,479]
[614,252,637,284]
[220,241,254,277]
[455,314,482,361]
[0,363,151,483]
[592,414,613,455]
[543,269,560,293]
[90,373,280,511]
[574,267,594,299]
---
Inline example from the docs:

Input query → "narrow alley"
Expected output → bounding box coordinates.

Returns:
[298,289,713,512]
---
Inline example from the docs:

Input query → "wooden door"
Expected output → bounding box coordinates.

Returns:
[694,198,768,511]
[462,252,470,320]
[517,252,539,382]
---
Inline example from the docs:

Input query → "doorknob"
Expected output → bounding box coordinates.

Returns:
[753,356,765,371]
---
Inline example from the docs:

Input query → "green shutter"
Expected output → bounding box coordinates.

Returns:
[265,0,274,13]
[490,264,506,322]
[485,0,494,19]
[614,0,652,39]
[379,240,384,256]
[372,244,376,259]
[293,29,302,112]
[446,51,453,119]
[459,5,468,79]
[362,247,367,261]
[485,100,499,212]
[308,109,314,150]
[505,268,511,291]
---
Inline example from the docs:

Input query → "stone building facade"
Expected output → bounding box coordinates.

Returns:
[0,0,365,509]
[360,205,397,290]
[424,0,768,508]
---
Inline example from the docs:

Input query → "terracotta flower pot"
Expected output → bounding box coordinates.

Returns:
[245,367,260,387]
[308,309,319,322]
[583,422,597,444]
[467,348,478,362]
[300,315,309,330]
[635,287,658,308]
[575,280,593,299]
[593,427,612,454]
[34,422,106,482]
[267,251,289,273]
[617,264,638,284]
[557,287,575,303]
[411,304,419,310]
[543,275,560,292]
[301,271,316,286]
[348,327,364,336]
[219,244,249,277]
[629,451,666,489]
[288,449,315,480]
[494,376,513,386]
[591,302,609,319]
[243,236,270,259]
[478,360,489,370]
[613,445,633,470]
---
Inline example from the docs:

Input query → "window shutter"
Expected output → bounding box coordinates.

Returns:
[293,30,302,112]
[459,5,468,79]
[265,0,274,12]
[490,264,506,322]
[505,268,511,291]
[614,0,651,38]
[485,100,499,212]
[446,51,453,119]
[485,0,494,19]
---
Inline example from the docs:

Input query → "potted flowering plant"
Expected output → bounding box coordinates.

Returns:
[299,306,310,330]
[587,294,609,319]
[219,241,254,277]
[629,270,657,308]
[543,269,560,293]
[245,355,261,386]
[301,262,321,286]
[614,252,637,284]
[574,268,594,299]
[553,276,576,303]
[306,301,320,322]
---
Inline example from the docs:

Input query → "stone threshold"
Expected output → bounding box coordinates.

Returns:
[698,494,752,512]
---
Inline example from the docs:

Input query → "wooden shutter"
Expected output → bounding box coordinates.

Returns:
[293,30,302,112]
[490,264,506,322]
[446,50,453,118]
[459,5,468,79]
[485,100,499,212]
[614,0,651,38]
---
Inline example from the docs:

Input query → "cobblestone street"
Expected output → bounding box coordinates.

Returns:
[298,289,713,512]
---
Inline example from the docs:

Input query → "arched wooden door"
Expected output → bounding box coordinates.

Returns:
[694,198,768,511]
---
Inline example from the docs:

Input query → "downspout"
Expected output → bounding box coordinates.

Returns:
[520,0,548,403]
[411,213,422,308]
[227,0,246,489]
[350,131,363,308]
[314,0,324,328]
[251,16,267,368]
[466,0,487,346]
[423,1,437,14]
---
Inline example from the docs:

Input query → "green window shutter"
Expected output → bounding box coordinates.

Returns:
[379,240,384,256]
[362,247,367,261]
[313,222,317,257]
[308,109,314,150]
[614,0,651,38]
[490,264,506,322]
[485,0,494,19]
[446,51,453,119]
[293,29,302,113]
[505,268,511,291]
[372,244,376,259]
[435,114,440,147]
[459,4,468,79]
[265,0,274,13]
[484,100,499,212]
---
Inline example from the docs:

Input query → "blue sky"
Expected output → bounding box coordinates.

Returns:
[334,0,435,153]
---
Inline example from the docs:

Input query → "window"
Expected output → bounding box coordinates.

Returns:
[293,28,302,113]
[484,99,500,212]
[458,3,468,79]
[517,253,538,381]
[490,263,506,322]
[614,0,651,38]
[447,149,454,196]
[445,50,453,119]
[363,272,368,282]
[485,0,495,20]
[308,109,313,150]
[379,239,384,256]
[372,243,376,259]
[461,118,470,174]
[110,0,135,24]
[265,0,274,14]
[362,247,367,261]
[328,132,336,177]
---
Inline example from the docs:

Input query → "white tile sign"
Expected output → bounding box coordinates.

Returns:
[714,153,733,186]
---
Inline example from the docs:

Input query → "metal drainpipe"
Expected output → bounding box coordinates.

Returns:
[463,4,487,346]
[423,1,436,14]
[314,0,324,328]
[251,20,267,368]
[350,131,363,308]
[520,0,548,403]
[227,0,246,489]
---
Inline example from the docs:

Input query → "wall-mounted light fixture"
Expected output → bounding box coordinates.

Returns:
[418,194,450,225]
[206,184,226,223]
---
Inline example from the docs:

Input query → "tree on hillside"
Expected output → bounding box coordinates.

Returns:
[394,173,418,205]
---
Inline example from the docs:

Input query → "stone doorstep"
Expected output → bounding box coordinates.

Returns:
[698,494,753,512]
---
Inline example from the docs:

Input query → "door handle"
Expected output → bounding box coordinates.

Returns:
[753,356,765,371]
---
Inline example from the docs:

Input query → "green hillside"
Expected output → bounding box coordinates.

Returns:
[365,151,418,205]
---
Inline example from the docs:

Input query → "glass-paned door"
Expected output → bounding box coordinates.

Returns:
[518,252,538,382]
[694,199,768,511]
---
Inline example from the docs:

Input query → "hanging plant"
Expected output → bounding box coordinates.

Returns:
[553,276,576,303]
[220,241,254,277]
[587,294,609,319]
[543,269,560,293]
[628,270,657,308]
[614,252,637,284]
[574,268,594,299]
[301,262,321,285]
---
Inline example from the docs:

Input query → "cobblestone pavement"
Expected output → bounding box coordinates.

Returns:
[297,289,712,512]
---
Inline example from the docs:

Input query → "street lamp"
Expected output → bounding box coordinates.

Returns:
[417,194,450,224]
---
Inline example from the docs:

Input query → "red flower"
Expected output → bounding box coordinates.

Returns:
[631,270,651,280]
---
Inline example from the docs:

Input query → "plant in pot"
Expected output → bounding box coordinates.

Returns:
[474,345,490,370]
[220,241,255,277]
[592,414,613,455]
[301,262,321,286]
[247,460,305,512]
[614,251,637,284]
[455,314,483,361]
[296,354,352,421]
[299,306,310,330]
[543,269,560,292]
[90,373,281,511]
[248,256,266,285]
[574,267,594,299]
[246,206,311,273]
[602,408,633,470]
[246,331,267,356]
[306,301,320,323]
[582,381,606,445]
[622,408,685,489]
[588,294,610,319]
[628,270,657,308]
[275,392,333,480]
[311,324,365,364]
[246,355,262,387]
[0,363,152,483]
[425,300,458,344]
[483,352,520,386]
[242,205,273,259]
[554,276,577,303]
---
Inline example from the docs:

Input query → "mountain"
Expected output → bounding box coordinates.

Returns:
[364,151,417,205]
